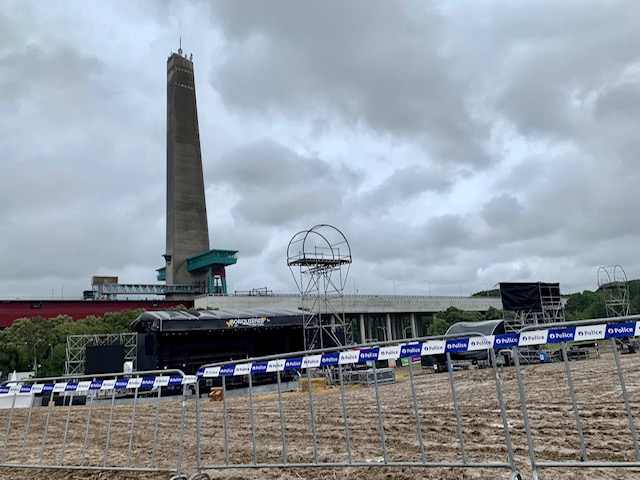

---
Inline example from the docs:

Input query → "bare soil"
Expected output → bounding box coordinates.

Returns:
[2,351,640,479]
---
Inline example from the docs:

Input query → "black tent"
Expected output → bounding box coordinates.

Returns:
[422,319,506,371]
[446,319,505,337]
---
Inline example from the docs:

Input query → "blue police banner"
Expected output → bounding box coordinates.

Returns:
[195,320,640,378]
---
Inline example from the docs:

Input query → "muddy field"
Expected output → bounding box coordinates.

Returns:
[2,350,640,480]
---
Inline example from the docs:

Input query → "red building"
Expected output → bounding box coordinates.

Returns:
[0,299,192,329]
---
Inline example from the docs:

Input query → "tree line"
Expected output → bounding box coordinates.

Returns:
[0,310,144,379]
[429,279,640,336]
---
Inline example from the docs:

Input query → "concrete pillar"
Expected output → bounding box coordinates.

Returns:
[165,53,210,287]
[366,317,373,342]
[393,315,401,339]
[385,313,392,341]
[410,313,417,338]
[359,314,366,344]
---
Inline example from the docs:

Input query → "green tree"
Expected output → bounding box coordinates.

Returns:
[425,307,484,336]
[483,306,503,321]
[471,289,500,297]
[0,309,146,378]
[0,317,51,374]
[426,318,452,336]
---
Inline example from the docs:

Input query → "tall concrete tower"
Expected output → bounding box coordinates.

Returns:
[159,47,237,296]
[165,51,210,286]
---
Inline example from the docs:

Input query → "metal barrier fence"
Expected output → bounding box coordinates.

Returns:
[3,316,640,479]
[193,332,521,480]
[512,315,640,480]
[0,369,196,479]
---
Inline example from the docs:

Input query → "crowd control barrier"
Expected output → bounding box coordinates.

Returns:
[5,317,640,479]
[0,369,196,479]
[192,332,521,480]
[512,315,640,480]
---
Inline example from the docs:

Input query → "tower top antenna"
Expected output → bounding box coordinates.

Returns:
[178,36,183,55]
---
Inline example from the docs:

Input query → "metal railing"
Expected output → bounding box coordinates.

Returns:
[0,369,196,479]
[3,316,640,479]
[192,333,521,480]
[512,315,640,480]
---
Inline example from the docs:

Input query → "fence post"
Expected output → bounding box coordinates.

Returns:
[446,351,467,463]
[489,347,517,473]
[512,345,539,480]
[371,360,388,463]
[611,337,640,459]
[559,342,588,461]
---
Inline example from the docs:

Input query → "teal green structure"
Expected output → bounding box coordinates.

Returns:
[157,249,237,294]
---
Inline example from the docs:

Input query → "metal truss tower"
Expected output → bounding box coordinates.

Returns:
[64,333,137,376]
[287,224,353,350]
[598,265,630,318]
[500,282,565,333]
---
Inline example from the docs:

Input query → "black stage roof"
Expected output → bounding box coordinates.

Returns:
[131,308,307,333]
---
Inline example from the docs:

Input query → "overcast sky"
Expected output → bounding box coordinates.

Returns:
[1,1,640,299]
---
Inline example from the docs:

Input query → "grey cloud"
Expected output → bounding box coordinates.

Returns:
[521,156,640,244]
[3,1,640,301]
[422,215,478,253]
[487,142,640,251]
[478,193,565,246]
[208,1,492,167]
[474,259,535,284]
[589,81,640,166]
[209,139,332,186]
[347,214,477,269]
[595,82,640,121]
[209,220,274,258]
[489,2,640,144]
[0,190,164,279]
[481,194,523,228]
[498,72,575,141]
[206,1,640,295]
[0,31,166,292]
[0,45,109,123]
[357,165,453,213]
[495,155,547,192]
[208,139,362,226]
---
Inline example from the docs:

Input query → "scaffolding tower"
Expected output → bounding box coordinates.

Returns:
[598,265,630,318]
[287,224,353,350]
[500,282,565,333]
[64,333,137,376]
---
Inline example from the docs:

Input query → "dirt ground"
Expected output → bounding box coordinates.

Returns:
[2,350,640,480]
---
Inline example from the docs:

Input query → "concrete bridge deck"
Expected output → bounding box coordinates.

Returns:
[195,294,503,342]
[195,293,502,314]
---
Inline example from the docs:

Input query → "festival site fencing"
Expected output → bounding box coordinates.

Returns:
[512,316,640,480]
[0,369,196,479]
[193,330,520,479]
[2,315,640,479]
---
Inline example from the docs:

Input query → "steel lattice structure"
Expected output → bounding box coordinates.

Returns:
[598,265,630,318]
[64,333,137,376]
[91,283,205,299]
[502,283,565,333]
[287,224,353,350]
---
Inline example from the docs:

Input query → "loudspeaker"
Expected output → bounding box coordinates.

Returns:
[85,344,125,374]
[145,333,155,355]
